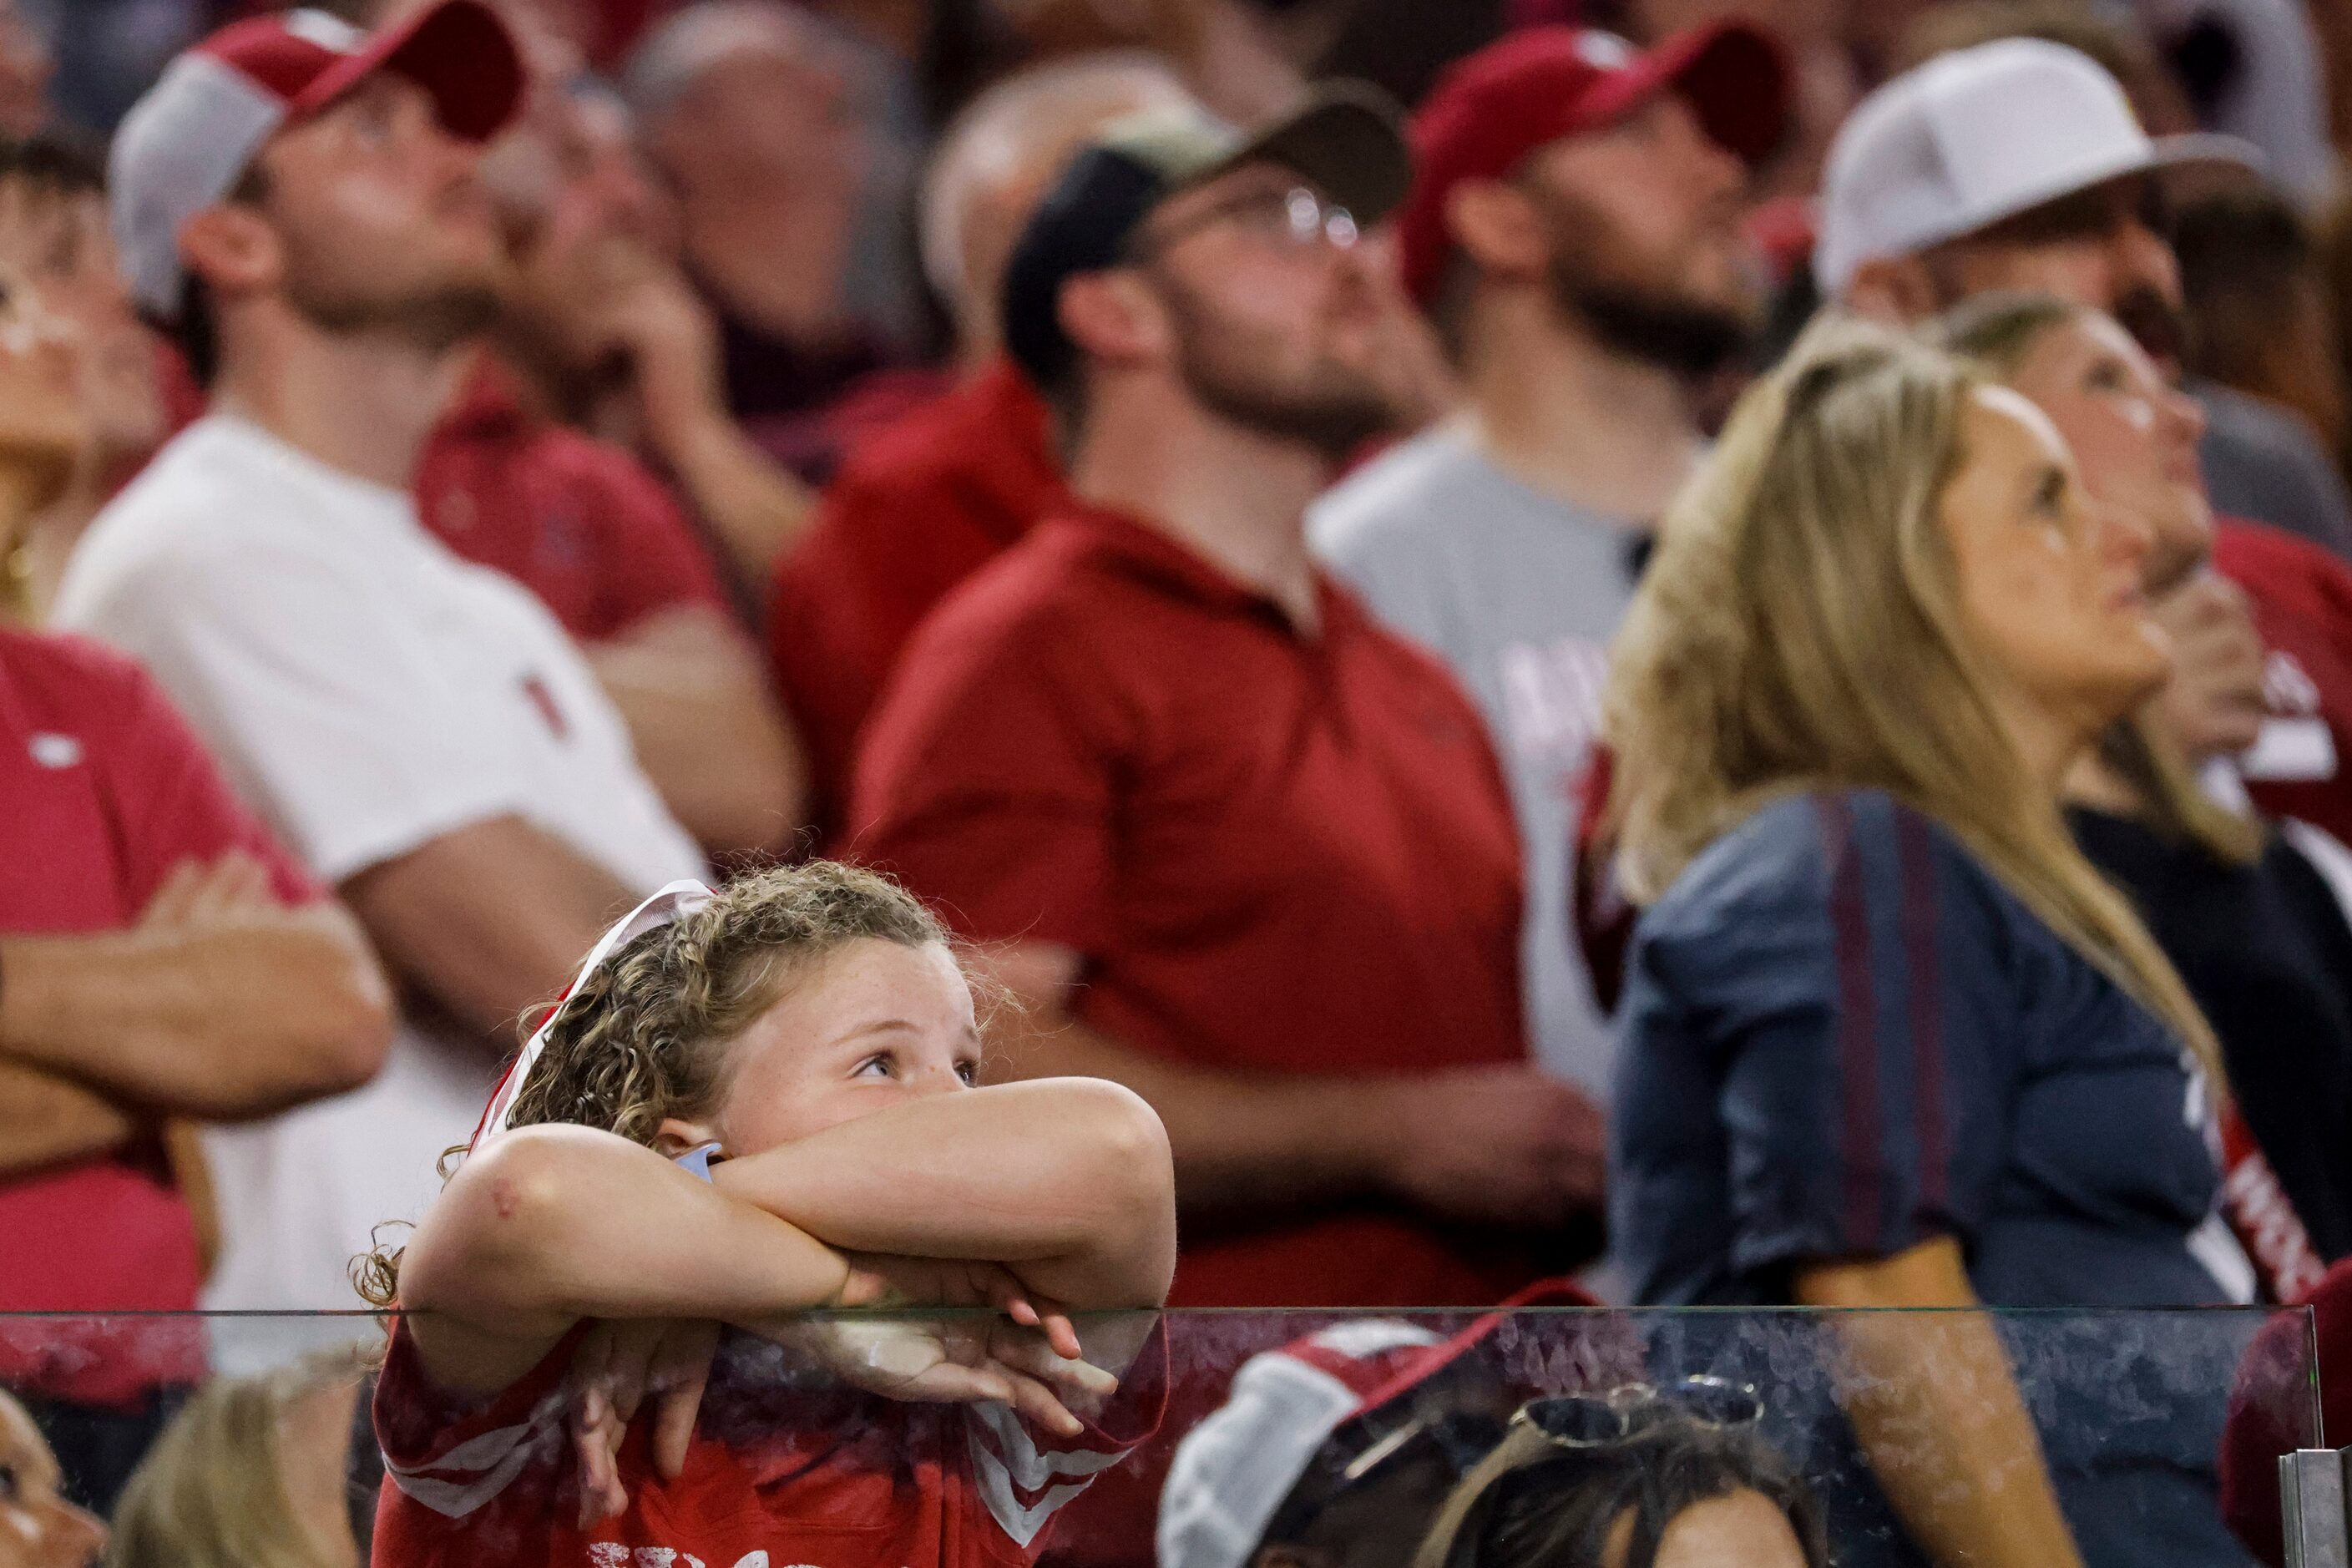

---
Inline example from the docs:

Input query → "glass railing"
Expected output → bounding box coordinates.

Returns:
[0,1305,2320,1567]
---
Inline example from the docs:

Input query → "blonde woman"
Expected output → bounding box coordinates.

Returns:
[106,1352,367,1568]
[1605,321,2254,1568]
[1940,292,2352,1300]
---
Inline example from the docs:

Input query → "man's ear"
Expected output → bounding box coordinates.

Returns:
[176,203,281,302]
[1841,253,1941,326]
[1057,268,1167,374]
[652,1116,723,1159]
[1444,177,1546,283]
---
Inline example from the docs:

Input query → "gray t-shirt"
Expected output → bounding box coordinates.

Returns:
[1309,424,1642,1095]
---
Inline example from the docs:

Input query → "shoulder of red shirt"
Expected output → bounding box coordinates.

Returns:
[2214,513,2339,572]
[0,624,321,907]
[822,360,1060,516]
[0,622,167,722]
[2214,513,2352,620]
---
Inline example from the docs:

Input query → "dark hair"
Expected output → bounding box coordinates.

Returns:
[0,132,104,200]
[1415,1404,1828,1568]
[1894,0,2170,101]
[2175,186,2319,387]
[166,163,271,390]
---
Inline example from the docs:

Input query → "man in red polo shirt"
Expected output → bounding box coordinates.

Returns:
[852,96,1600,1310]
[0,626,392,1508]
[771,54,1192,844]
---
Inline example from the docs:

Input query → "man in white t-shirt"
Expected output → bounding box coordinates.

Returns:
[1309,23,1788,1103]
[53,2,706,1372]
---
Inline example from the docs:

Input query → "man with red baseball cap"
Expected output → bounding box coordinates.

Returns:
[1310,24,1789,1113]
[54,2,707,1373]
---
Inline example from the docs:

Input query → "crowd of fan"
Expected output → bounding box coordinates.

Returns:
[6,0,2352,1563]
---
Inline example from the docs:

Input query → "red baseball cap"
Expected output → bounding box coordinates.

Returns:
[1396,21,1793,305]
[110,1,526,317]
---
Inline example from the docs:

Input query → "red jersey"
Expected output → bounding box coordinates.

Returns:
[372,1318,1166,1568]
[769,362,1065,847]
[0,628,317,1405]
[851,504,1540,1308]
[2213,518,2352,842]
[417,362,731,645]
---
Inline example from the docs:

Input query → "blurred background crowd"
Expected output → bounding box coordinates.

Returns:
[10,0,2352,1561]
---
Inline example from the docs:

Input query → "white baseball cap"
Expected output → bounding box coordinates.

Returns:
[1156,1319,1449,1568]
[1815,37,2258,300]
[109,1,525,320]
[1156,1281,1604,1568]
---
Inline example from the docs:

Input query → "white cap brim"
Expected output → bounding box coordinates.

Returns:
[1823,130,2264,297]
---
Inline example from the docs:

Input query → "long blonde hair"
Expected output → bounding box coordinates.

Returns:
[1931,289,2262,867]
[1604,316,2225,1084]
[107,1351,367,1568]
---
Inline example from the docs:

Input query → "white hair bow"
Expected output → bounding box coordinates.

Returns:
[467,878,716,1151]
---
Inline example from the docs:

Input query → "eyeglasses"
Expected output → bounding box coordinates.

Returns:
[1127,185,1362,263]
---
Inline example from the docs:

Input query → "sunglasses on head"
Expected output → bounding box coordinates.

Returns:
[1331,1374,1764,1500]
[1514,1376,1765,1448]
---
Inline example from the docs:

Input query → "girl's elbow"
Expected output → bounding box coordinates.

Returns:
[1075,1080,1175,1210]
[1088,1084,1176,1298]
[402,1131,580,1308]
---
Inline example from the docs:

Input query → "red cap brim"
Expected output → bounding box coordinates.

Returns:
[1586,20,1793,166]
[1343,1279,1611,1422]
[290,0,524,144]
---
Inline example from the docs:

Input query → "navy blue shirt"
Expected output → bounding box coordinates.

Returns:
[1615,788,2238,1308]
[1611,789,2254,1568]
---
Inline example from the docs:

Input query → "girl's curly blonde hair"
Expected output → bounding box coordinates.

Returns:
[356,861,955,1307]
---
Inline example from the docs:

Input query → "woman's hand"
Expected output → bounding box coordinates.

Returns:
[566,1318,721,1529]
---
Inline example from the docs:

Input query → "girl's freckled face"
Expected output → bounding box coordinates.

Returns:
[710,939,984,1155]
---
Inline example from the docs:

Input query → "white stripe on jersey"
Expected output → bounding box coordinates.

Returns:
[385,1386,569,1520]
[964,1400,1134,1547]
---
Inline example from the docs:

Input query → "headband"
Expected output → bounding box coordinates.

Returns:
[467,878,716,1151]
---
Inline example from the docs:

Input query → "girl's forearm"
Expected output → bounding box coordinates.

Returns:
[710,1079,1176,1306]
[407,1125,853,1332]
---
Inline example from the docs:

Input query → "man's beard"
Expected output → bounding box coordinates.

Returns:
[1161,280,1394,461]
[1537,190,1755,378]
[286,269,505,356]
[1548,256,1755,379]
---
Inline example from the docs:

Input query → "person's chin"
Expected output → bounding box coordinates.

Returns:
[2117,628,2176,695]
